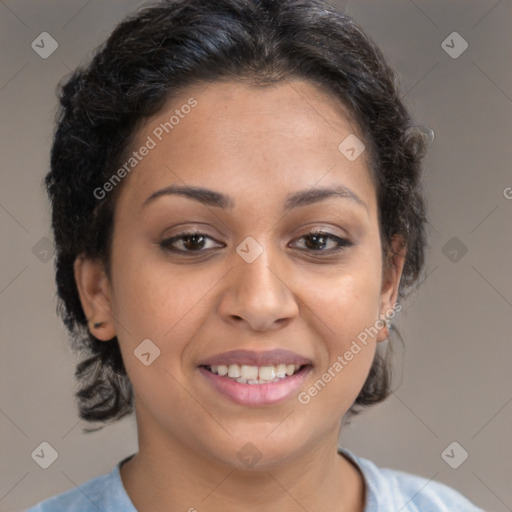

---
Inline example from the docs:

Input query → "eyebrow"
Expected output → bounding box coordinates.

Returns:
[142,184,367,212]
[284,185,367,213]
[143,185,234,210]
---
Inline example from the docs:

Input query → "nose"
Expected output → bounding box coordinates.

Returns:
[218,241,299,332]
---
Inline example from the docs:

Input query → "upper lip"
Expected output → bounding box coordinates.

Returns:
[198,349,313,367]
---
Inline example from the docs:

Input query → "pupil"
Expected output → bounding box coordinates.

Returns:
[307,234,326,250]
[184,234,204,250]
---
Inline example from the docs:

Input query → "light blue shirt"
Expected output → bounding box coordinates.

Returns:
[25,447,485,511]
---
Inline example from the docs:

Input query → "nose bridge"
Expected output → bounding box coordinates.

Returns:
[219,234,298,330]
[237,238,282,290]
[235,235,284,301]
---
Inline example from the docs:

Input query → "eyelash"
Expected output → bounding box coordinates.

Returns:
[159,229,353,256]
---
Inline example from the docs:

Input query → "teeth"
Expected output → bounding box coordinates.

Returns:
[258,366,275,381]
[228,364,241,378]
[276,364,287,378]
[208,363,303,383]
[240,365,259,380]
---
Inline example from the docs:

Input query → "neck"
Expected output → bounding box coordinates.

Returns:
[120,419,365,512]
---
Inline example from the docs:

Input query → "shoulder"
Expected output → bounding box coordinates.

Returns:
[24,462,135,512]
[24,471,112,512]
[376,466,484,511]
[339,448,485,512]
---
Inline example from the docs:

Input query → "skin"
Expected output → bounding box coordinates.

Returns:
[74,79,406,512]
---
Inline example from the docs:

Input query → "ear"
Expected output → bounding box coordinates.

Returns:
[376,234,407,342]
[73,255,117,341]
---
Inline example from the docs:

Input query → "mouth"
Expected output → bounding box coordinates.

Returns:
[198,359,313,406]
[197,348,313,406]
[200,363,309,384]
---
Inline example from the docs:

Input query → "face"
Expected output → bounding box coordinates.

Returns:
[75,79,405,469]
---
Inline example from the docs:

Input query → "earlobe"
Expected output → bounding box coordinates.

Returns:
[73,255,117,341]
[376,234,407,342]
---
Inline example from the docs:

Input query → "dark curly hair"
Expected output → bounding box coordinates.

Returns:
[45,0,429,427]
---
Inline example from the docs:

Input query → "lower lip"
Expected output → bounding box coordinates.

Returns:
[198,366,312,406]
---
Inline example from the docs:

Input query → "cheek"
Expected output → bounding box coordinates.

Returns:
[109,246,218,358]
[299,293,379,416]
[306,256,382,342]
[108,253,209,410]
[299,257,382,405]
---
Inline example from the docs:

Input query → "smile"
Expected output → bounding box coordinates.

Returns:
[198,363,312,406]
[205,363,303,384]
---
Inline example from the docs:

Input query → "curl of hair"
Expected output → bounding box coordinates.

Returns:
[46,0,429,427]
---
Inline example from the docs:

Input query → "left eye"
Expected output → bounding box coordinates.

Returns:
[290,231,352,253]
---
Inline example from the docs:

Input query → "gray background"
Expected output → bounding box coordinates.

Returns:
[1,0,511,510]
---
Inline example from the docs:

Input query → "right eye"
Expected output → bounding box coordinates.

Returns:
[159,230,225,254]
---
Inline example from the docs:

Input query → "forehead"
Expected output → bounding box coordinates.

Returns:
[115,79,376,214]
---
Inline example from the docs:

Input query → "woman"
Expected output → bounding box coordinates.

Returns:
[27,0,485,510]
